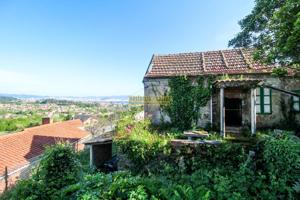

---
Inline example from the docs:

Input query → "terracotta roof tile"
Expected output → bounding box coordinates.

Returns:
[145,48,274,78]
[0,119,89,175]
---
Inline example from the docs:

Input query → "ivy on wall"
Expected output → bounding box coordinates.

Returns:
[162,75,213,131]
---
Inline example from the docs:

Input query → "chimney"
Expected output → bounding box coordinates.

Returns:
[42,117,51,125]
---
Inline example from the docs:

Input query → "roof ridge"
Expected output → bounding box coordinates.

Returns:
[240,48,253,69]
[153,48,241,57]
[220,50,229,68]
[23,119,81,131]
[201,52,206,71]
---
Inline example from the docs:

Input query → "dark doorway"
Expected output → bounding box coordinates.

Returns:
[225,98,242,126]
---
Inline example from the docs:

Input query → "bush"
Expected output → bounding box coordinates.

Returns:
[257,132,300,198]
[262,133,300,177]
[171,142,247,173]
[2,114,300,200]
[116,120,172,174]
[2,143,82,200]
[271,67,288,77]
[62,171,211,200]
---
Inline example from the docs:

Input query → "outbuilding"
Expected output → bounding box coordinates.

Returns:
[143,48,300,136]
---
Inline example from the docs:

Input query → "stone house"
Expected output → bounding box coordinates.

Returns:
[143,48,300,136]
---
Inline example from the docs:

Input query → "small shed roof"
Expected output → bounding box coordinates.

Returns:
[83,135,112,145]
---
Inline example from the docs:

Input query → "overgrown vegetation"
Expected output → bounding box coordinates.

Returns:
[162,76,213,131]
[271,67,288,77]
[1,143,82,200]
[1,110,300,199]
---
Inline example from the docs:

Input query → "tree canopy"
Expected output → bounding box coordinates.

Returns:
[229,0,300,66]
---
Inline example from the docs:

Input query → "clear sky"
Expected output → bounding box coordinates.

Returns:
[0,0,254,97]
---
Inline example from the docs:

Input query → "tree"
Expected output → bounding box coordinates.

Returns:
[229,0,300,66]
[85,118,108,136]
[85,113,118,136]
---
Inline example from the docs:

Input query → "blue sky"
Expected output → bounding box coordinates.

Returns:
[0,0,254,96]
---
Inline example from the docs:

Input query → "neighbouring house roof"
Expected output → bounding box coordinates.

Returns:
[144,48,275,78]
[0,119,89,176]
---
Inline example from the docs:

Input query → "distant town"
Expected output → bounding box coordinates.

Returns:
[0,94,128,135]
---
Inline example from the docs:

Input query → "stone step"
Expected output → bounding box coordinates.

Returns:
[225,126,242,134]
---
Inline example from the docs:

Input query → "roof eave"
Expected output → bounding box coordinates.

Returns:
[143,71,275,80]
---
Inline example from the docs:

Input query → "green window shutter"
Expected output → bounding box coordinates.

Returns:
[256,87,272,114]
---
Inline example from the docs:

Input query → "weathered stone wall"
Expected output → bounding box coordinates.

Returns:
[144,75,300,129]
[143,77,211,127]
[244,75,300,128]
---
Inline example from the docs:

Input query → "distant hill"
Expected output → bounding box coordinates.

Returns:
[0,96,18,103]
[0,93,129,103]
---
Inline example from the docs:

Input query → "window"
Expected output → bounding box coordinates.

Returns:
[256,87,272,114]
[292,90,300,112]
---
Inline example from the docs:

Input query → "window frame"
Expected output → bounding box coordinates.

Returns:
[292,90,300,112]
[256,87,272,115]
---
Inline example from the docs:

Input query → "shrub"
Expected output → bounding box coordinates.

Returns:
[254,132,300,199]
[271,67,288,77]
[35,143,82,191]
[2,115,300,200]
[262,133,300,177]
[0,178,47,200]
[2,143,82,200]
[172,142,247,173]
[116,120,172,173]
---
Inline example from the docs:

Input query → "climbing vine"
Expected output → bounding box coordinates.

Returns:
[162,75,213,131]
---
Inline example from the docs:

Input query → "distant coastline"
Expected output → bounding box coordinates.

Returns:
[0,93,129,103]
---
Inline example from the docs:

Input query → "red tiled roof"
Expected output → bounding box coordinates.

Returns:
[144,48,275,78]
[0,119,89,175]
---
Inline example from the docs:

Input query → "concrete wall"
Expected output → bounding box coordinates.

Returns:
[144,74,300,129]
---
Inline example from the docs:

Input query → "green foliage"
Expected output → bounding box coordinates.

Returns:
[162,76,213,131]
[62,171,212,200]
[229,0,300,65]
[76,148,93,173]
[2,143,82,200]
[293,178,300,193]
[116,107,139,136]
[271,67,288,77]
[116,120,172,174]
[2,119,300,200]
[173,142,247,173]
[0,115,42,132]
[262,133,300,178]
[252,132,300,199]
[36,143,82,190]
